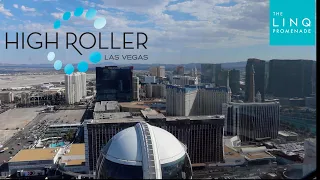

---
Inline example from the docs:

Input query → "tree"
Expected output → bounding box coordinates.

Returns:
[64,130,75,142]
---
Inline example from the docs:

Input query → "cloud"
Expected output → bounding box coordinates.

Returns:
[81,1,96,8]
[47,0,271,51]
[21,5,36,12]
[51,12,62,19]
[33,0,58,1]
[1,0,315,64]
[12,4,41,16]
[0,3,13,17]
[99,0,172,13]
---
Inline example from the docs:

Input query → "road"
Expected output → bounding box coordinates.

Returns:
[193,164,289,179]
[0,113,48,165]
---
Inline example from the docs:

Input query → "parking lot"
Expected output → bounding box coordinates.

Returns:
[0,108,42,145]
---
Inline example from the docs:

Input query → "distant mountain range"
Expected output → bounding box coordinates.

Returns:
[0,61,246,71]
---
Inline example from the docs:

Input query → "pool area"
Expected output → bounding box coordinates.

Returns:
[49,142,65,148]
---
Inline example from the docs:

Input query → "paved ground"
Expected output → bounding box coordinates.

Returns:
[0,108,43,145]
[0,74,95,89]
[193,164,289,179]
[44,110,86,124]
[0,108,42,130]
[0,130,16,145]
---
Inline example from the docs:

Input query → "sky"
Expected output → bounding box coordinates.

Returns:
[0,0,316,64]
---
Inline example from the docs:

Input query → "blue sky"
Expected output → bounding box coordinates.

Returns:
[0,0,316,64]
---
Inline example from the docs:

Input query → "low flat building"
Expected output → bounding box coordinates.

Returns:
[140,108,166,121]
[239,146,276,165]
[208,145,246,167]
[8,148,62,177]
[93,101,120,119]
[140,108,159,118]
[119,101,149,112]
[278,131,298,142]
[93,112,132,120]
[94,101,120,113]
[59,143,87,173]
[44,123,81,138]
[8,144,88,178]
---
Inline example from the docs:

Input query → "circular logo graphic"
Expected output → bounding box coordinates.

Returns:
[48,7,106,74]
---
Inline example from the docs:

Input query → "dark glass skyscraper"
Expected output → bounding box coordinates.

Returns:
[200,64,222,84]
[216,70,229,87]
[229,69,240,94]
[312,61,316,94]
[245,58,266,102]
[96,66,133,102]
[268,60,314,98]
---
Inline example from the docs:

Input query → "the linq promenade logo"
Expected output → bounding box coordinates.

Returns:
[269,0,315,46]
[5,7,148,74]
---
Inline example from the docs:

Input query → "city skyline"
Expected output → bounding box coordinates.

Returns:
[0,0,316,64]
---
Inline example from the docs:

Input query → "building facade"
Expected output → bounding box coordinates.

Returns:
[229,69,240,94]
[65,72,86,104]
[175,65,185,75]
[305,95,316,109]
[311,61,316,94]
[191,67,198,77]
[0,92,14,103]
[149,66,165,78]
[200,64,222,85]
[84,115,225,173]
[245,58,266,102]
[96,66,133,102]
[216,70,229,87]
[303,138,316,176]
[222,102,280,142]
[133,76,140,101]
[144,76,156,84]
[172,75,198,86]
[145,83,166,98]
[268,59,314,98]
[19,92,65,106]
[157,66,165,78]
[166,85,231,116]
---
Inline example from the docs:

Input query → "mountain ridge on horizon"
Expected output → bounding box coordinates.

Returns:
[0,59,315,71]
[0,58,315,66]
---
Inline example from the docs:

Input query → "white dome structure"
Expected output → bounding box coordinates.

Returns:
[96,122,193,179]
